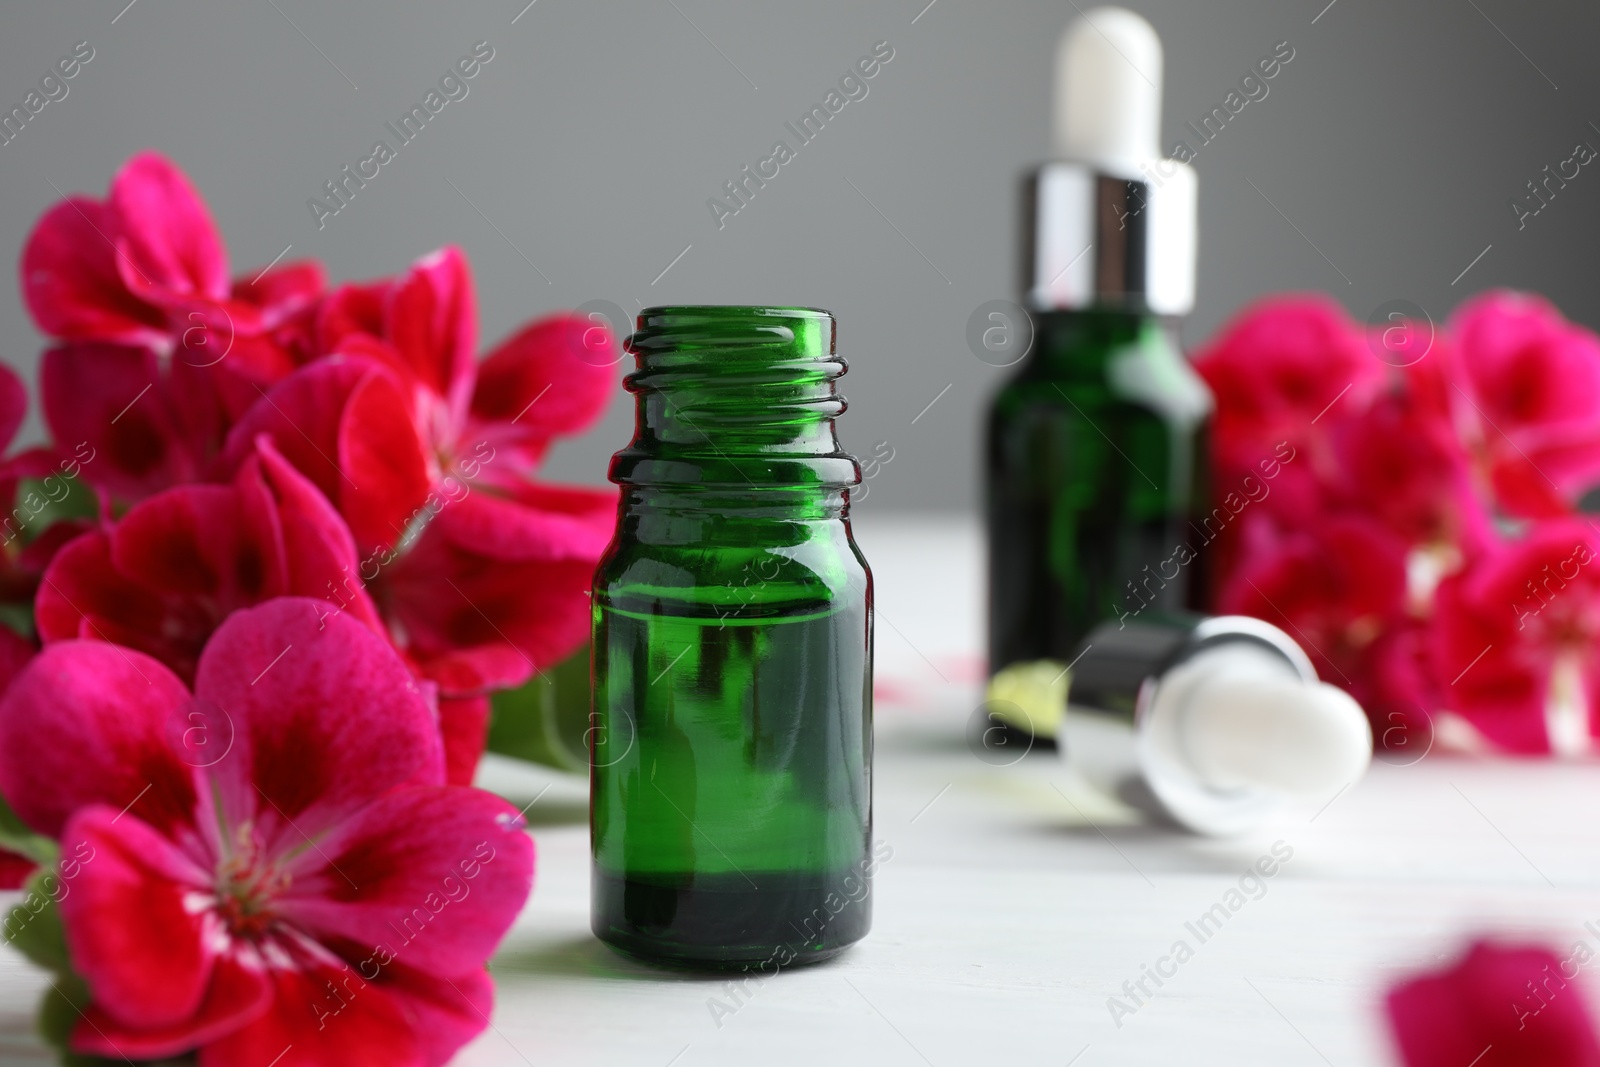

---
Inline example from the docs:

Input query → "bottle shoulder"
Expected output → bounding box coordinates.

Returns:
[990,325,1211,428]
[594,518,870,618]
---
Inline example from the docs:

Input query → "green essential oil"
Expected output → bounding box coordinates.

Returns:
[591,306,874,970]
[986,308,1210,679]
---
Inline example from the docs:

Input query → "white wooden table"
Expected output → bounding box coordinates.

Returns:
[6,514,1599,1066]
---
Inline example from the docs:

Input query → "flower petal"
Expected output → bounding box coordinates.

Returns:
[315,277,390,356]
[196,956,492,1067]
[0,641,195,839]
[232,260,326,329]
[251,437,384,636]
[36,529,156,644]
[1449,291,1600,518]
[21,197,166,346]
[0,849,32,889]
[1450,290,1600,430]
[1194,294,1380,470]
[221,357,371,500]
[0,623,36,699]
[41,342,197,500]
[38,474,289,684]
[337,365,434,552]
[111,483,282,605]
[1219,516,1408,688]
[197,956,416,1067]
[436,483,616,563]
[380,490,609,693]
[1386,939,1600,1067]
[471,312,617,457]
[393,965,495,1067]
[72,953,269,1061]
[280,784,533,975]
[1331,388,1490,552]
[107,151,229,307]
[439,694,491,787]
[222,359,431,554]
[1431,522,1600,754]
[0,363,28,455]
[58,807,216,1031]
[194,599,444,849]
[385,246,477,419]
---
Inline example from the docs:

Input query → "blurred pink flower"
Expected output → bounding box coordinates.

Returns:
[1358,620,1441,755]
[1192,296,1384,592]
[1432,521,1600,754]
[1386,939,1600,1067]
[1329,367,1490,555]
[1448,291,1600,519]
[0,599,533,1066]
[1194,294,1382,501]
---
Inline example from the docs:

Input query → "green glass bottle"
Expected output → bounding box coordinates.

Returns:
[984,7,1215,734]
[590,305,875,970]
[987,141,1209,711]
[987,305,1209,677]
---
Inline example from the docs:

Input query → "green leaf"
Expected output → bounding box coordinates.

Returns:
[38,972,91,1057]
[37,972,193,1066]
[5,867,72,975]
[0,601,34,640]
[0,792,57,868]
[12,473,99,544]
[486,645,591,774]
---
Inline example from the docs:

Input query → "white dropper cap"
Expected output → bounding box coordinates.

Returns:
[1052,7,1163,171]
[1175,649,1373,801]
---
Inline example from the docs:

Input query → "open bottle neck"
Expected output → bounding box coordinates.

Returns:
[610,305,861,492]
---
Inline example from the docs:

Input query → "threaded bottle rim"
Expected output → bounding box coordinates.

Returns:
[611,305,859,490]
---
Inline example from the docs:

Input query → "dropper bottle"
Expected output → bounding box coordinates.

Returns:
[986,8,1209,706]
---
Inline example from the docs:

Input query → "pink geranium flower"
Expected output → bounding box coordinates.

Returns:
[1386,939,1600,1067]
[1194,294,1383,502]
[1329,369,1490,556]
[1190,296,1385,590]
[224,246,615,554]
[27,433,497,783]
[23,151,322,362]
[1448,291,1600,519]
[1358,620,1442,755]
[220,247,618,700]
[0,598,533,1066]
[313,247,616,485]
[1432,521,1600,754]
[35,436,381,686]
[23,151,325,503]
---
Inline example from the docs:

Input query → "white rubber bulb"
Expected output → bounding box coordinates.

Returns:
[1179,670,1373,800]
[1052,6,1164,170]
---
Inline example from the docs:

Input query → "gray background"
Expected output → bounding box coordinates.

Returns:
[1,0,1596,512]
